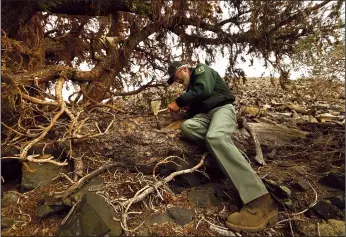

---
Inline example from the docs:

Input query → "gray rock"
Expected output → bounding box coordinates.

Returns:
[312,200,342,220]
[1,217,14,229]
[187,187,220,208]
[295,179,310,191]
[145,213,172,226]
[319,219,345,236]
[263,179,291,199]
[2,191,19,207]
[37,204,69,219]
[319,172,345,190]
[167,207,194,226]
[21,162,68,192]
[57,191,122,236]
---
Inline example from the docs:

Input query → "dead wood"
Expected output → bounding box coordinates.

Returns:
[237,117,265,165]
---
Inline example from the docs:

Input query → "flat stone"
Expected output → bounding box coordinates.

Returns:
[319,219,345,236]
[57,191,122,236]
[145,213,172,226]
[1,217,14,229]
[263,179,291,199]
[320,185,343,193]
[277,163,294,167]
[295,179,310,191]
[330,196,345,210]
[37,204,70,219]
[21,162,68,192]
[321,192,337,199]
[167,207,194,226]
[312,200,342,220]
[293,166,308,175]
[2,191,20,207]
[319,172,345,190]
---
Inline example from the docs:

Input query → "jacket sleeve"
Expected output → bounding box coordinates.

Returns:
[175,66,215,107]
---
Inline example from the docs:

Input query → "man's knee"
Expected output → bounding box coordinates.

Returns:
[206,131,225,145]
[181,120,196,137]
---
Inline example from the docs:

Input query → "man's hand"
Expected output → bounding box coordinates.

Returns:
[168,101,180,112]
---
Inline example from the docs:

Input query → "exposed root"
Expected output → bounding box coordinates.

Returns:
[27,154,68,166]
[116,153,207,233]
[53,162,125,201]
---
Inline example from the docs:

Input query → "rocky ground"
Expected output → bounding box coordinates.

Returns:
[1,77,345,236]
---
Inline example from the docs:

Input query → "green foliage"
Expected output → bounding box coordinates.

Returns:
[292,30,345,80]
[37,0,63,12]
[127,0,152,15]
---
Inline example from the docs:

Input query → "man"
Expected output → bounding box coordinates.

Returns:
[166,61,278,233]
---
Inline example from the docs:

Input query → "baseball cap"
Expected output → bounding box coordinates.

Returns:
[167,61,183,85]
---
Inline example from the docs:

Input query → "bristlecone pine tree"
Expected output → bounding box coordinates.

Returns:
[1,0,344,166]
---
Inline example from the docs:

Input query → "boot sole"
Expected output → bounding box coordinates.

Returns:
[225,211,278,233]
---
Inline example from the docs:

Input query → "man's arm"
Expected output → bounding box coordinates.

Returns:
[175,65,215,107]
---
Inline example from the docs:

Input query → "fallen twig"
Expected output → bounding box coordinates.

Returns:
[283,203,295,237]
[61,200,80,226]
[209,225,237,236]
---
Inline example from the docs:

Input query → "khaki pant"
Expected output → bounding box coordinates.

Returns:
[181,104,268,204]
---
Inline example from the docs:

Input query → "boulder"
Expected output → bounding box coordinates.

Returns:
[21,162,68,192]
[57,191,122,236]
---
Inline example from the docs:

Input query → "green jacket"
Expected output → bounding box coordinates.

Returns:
[175,63,235,115]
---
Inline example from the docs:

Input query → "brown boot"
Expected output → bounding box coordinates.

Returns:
[225,194,278,233]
